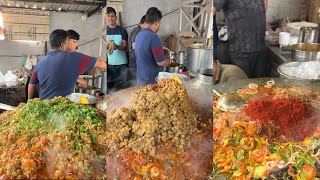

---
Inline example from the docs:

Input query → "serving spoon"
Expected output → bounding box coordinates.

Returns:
[0,103,17,111]
[213,89,245,112]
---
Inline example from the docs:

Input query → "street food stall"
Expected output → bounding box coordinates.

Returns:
[1,0,320,179]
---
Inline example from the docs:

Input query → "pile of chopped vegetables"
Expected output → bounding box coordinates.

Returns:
[106,79,200,156]
[213,83,320,179]
[0,97,107,179]
[105,79,213,179]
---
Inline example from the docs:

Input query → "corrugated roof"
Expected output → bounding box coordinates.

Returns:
[0,0,106,17]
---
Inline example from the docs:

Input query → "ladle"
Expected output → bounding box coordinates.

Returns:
[212,89,245,112]
[0,103,17,111]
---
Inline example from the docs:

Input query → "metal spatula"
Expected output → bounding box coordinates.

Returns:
[0,103,17,111]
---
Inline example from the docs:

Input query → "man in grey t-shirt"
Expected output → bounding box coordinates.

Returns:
[128,15,146,84]
[213,0,269,78]
[213,60,248,85]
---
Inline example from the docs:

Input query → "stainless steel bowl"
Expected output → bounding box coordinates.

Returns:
[291,43,320,61]
[66,93,98,105]
[164,63,181,73]
[85,88,98,96]
[277,62,320,82]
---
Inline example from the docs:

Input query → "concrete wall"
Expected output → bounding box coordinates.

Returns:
[50,12,106,58]
[0,12,106,73]
[121,0,192,42]
[266,0,303,22]
[0,40,45,73]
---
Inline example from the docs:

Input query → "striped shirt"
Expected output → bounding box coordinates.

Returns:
[30,50,96,99]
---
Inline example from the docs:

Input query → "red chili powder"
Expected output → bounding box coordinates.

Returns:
[244,97,317,140]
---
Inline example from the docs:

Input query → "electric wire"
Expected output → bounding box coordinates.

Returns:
[78,8,179,47]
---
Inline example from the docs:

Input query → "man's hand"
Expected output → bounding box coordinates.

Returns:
[157,59,170,67]
[94,58,107,70]
[107,40,118,55]
[106,40,113,48]
[118,40,128,51]
[77,78,88,88]
[212,6,217,15]
[132,42,136,49]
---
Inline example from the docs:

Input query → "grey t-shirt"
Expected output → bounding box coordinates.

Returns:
[214,60,248,85]
[129,25,142,68]
[214,0,266,53]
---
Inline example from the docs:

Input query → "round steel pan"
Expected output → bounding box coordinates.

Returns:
[212,78,320,95]
[212,78,320,179]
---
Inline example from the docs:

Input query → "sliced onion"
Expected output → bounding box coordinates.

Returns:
[248,83,258,89]
[267,80,275,85]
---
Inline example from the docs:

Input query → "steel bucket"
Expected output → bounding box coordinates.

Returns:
[94,76,102,89]
[186,47,213,75]
[298,27,319,43]
[101,71,107,94]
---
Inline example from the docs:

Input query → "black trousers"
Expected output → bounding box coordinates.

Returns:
[107,64,128,92]
[229,50,269,78]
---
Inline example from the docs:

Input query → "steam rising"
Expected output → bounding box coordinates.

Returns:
[105,80,213,179]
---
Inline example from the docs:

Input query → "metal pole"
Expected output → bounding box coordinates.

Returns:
[177,0,183,51]
[98,7,106,58]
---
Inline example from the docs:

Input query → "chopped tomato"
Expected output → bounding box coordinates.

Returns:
[251,146,267,162]
[297,164,317,180]
[232,160,245,177]
[131,155,153,175]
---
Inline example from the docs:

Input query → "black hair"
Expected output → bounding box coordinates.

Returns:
[140,15,146,24]
[145,7,162,24]
[67,29,80,40]
[49,29,67,49]
[107,7,117,16]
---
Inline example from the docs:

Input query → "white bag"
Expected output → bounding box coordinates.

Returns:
[0,71,5,87]
[4,71,18,87]
[218,26,228,41]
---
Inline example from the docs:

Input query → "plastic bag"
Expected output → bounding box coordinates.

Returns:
[0,71,5,87]
[4,71,18,87]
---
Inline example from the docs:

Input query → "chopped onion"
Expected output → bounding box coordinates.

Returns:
[267,80,275,85]
[248,83,258,89]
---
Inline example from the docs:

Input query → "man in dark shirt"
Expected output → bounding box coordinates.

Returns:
[28,29,107,100]
[129,15,146,68]
[135,7,170,85]
[106,7,129,91]
[128,15,146,84]
[213,0,268,78]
